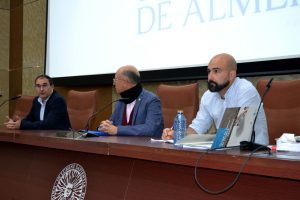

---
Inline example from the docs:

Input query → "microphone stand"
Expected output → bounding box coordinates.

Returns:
[240,78,273,151]
[0,95,22,109]
[81,98,128,136]
[59,98,128,139]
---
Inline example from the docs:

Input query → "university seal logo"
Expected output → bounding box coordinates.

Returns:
[51,163,87,200]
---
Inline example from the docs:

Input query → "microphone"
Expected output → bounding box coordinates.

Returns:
[0,65,41,72]
[59,98,128,139]
[0,95,22,109]
[240,78,273,151]
[82,98,129,133]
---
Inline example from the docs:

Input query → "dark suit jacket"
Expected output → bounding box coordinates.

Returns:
[20,91,71,130]
[110,89,164,137]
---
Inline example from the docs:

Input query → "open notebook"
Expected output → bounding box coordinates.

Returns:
[211,106,258,149]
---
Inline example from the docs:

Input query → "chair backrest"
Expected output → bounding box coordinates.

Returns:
[256,79,300,144]
[157,83,199,128]
[67,90,98,130]
[13,95,35,119]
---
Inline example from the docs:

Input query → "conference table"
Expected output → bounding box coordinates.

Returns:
[0,127,299,200]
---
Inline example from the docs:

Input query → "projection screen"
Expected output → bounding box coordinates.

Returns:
[45,0,300,85]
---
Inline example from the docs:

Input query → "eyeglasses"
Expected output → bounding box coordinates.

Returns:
[35,84,50,89]
[113,77,127,83]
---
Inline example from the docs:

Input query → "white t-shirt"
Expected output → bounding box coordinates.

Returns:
[189,77,269,145]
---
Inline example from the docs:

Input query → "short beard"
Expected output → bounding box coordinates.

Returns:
[207,80,230,92]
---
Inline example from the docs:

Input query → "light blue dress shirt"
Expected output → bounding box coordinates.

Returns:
[38,97,49,121]
[189,77,269,145]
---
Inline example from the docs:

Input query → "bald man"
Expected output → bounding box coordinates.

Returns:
[98,65,164,137]
[162,53,269,145]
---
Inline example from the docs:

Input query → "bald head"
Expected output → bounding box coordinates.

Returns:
[209,53,237,71]
[207,53,238,96]
[117,65,141,85]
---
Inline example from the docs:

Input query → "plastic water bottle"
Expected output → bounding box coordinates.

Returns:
[173,110,187,145]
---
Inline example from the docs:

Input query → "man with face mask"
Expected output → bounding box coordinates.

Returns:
[98,65,164,137]
[162,53,269,145]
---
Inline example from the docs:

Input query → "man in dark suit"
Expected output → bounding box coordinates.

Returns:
[98,65,164,137]
[5,75,71,130]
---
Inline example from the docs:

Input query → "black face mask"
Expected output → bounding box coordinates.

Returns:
[207,80,230,92]
[119,83,143,104]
